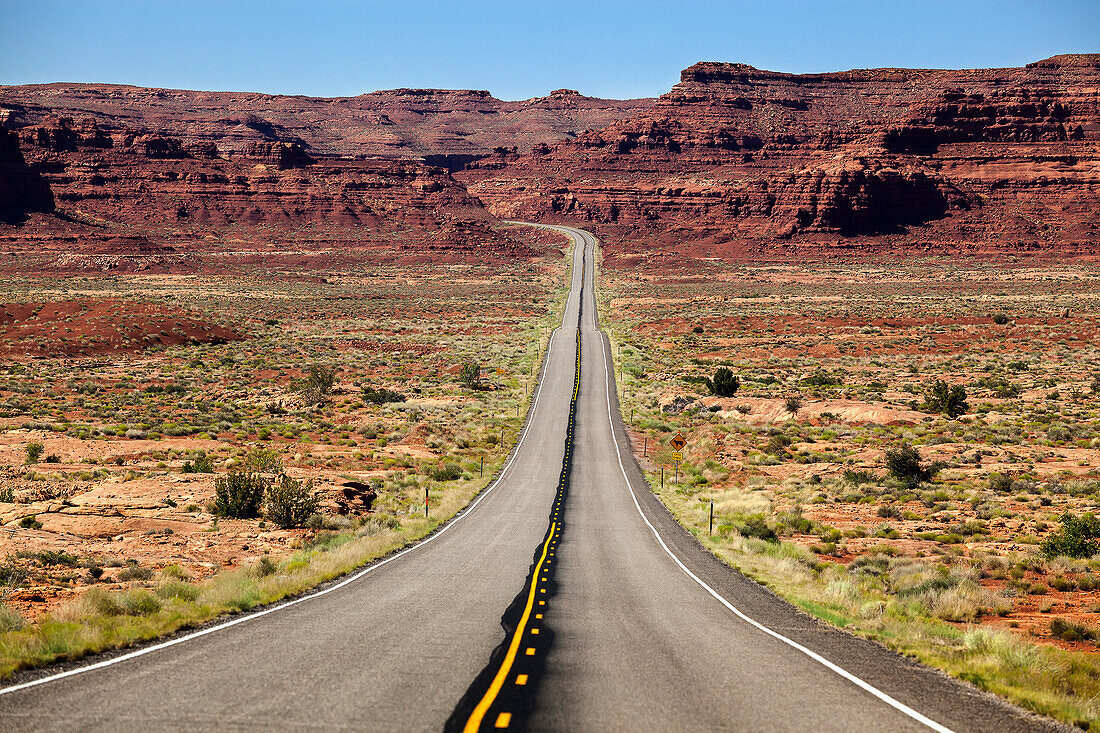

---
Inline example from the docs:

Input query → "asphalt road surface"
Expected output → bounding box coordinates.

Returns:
[0,225,1063,732]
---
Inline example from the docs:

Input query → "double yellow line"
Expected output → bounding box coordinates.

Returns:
[464,249,585,731]
[462,522,557,732]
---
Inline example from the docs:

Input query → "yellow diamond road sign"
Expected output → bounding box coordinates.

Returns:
[669,432,686,450]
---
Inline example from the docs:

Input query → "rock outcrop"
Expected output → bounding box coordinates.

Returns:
[461,54,1100,253]
[0,127,54,223]
[0,84,654,160]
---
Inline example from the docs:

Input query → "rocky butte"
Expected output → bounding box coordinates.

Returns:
[0,85,653,264]
[460,54,1099,261]
[1,57,1097,262]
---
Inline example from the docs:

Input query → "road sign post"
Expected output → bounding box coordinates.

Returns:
[424,485,429,518]
[709,500,714,535]
[669,432,686,484]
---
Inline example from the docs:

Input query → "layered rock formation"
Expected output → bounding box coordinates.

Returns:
[0,84,654,162]
[0,127,54,223]
[462,55,1099,252]
[5,114,508,245]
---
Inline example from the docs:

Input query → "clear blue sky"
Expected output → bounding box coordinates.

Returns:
[1,0,1096,100]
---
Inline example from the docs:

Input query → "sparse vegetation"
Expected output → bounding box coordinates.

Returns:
[298,364,336,405]
[601,251,1100,728]
[458,361,481,390]
[211,471,266,519]
[707,367,740,397]
[264,476,319,529]
[24,441,44,464]
[922,379,969,418]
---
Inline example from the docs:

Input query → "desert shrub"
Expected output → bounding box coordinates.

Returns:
[974,376,1021,398]
[116,560,154,582]
[362,385,406,404]
[299,364,336,405]
[24,441,44,464]
[0,485,12,502]
[877,504,901,519]
[802,368,843,387]
[1050,576,1076,591]
[263,476,318,529]
[246,447,283,473]
[0,603,24,632]
[885,444,938,488]
[212,471,267,518]
[1041,512,1100,559]
[253,556,278,577]
[767,433,792,455]
[987,472,1013,493]
[84,587,161,616]
[737,514,778,543]
[17,549,77,567]
[458,361,481,389]
[18,515,42,530]
[922,379,968,418]
[428,462,463,482]
[991,313,1010,325]
[1050,618,1096,642]
[182,451,214,473]
[843,469,877,485]
[775,506,813,534]
[784,396,803,415]
[156,580,201,602]
[116,588,162,616]
[707,367,740,397]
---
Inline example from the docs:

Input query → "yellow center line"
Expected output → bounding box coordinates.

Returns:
[462,522,558,733]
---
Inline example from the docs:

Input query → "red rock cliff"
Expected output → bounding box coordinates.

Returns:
[462,55,1099,251]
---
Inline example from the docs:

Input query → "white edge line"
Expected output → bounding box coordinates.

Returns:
[589,234,954,733]
[0,234,589,697]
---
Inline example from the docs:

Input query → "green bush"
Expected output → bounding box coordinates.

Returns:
[299,364,336,405]
[707,368,740,397]
[157,580,201,601]
[362,386,406,405]
[992,313,1010,325]
[922,379,968,417]
[738,514,778,543]
[0,603,24,632]
[182,451,214,473]
[802,368,843,387]
[458,362,481,389]
[116,589,162,616]
[212,471,267,519]
[766,434,792,454]
[1041,512,1100,559]
[24,441,44,464]
[263,476,319,529]
[428,462,463,482]
[1050,618,1096,642]
[116,561,154,582]
[885,444,938,488]
[19,515,42,530]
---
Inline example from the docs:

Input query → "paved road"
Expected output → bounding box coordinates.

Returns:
[0,225,1062,731]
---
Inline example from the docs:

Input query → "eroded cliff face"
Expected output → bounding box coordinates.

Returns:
[0,85,651,260]
[0,128,54,224]
[462,55,1099,252]
[0,84,654,160]
[5,115,511,245]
